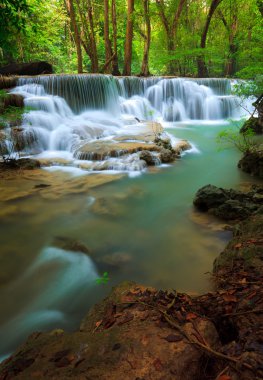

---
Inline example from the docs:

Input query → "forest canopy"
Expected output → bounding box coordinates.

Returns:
[0,0,262,78]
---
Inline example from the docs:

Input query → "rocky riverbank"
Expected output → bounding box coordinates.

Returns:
[0,184,262,380]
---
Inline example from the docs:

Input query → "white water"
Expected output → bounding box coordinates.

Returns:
[2,75,249,173]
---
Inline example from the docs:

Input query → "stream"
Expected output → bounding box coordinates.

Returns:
[0,75,258,360]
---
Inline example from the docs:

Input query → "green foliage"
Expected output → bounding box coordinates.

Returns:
[0,0,31,61]
[216,121,258,154]
[0,0,262,76]
[96,272,110,285]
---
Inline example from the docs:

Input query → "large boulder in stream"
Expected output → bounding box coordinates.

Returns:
[0,61,53,76]
[193,184,263,220]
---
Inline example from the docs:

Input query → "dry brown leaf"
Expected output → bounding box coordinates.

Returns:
[95,320,102,328]
[222,294,237,303]
[186,312,198,321]
[218,375,232,380]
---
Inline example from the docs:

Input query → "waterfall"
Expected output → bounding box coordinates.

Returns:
[3,75,247,172]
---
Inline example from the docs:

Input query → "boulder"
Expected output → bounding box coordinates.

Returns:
[238,146,263,178]
[139,150,156,165]
[240,116,263,134]
[0,61,53,76]
[159,148,176,163]
[193,184,263,220]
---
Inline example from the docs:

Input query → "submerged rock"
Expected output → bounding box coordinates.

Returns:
[52,236,91,255]
[193,184,263,220]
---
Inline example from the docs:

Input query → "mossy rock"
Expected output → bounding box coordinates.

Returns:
[240,116,263,134]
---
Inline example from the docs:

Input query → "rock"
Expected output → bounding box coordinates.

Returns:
[193,184,263,220]
[238,146,263,178]
[0,76,18,90]
[139,150,156,165]
[52,236,91,255]
[0,158,40,171]
[0,283,221,380]
[159,148,176,163]
[3,94,24,109]
[240,116,263,134]
[98,252,132,267]
[74,141,159,160]
[154,136,173,150]
[174,140,192,155]
[0,61,53,76]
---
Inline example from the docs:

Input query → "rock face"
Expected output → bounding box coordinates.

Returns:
[0,61,53,76]
[193,184,263,220]
[238,146,263,178]
[240,116,263,134]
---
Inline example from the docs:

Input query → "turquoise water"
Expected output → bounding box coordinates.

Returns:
[0,121,260,359]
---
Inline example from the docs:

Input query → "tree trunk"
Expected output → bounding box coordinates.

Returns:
[123,0,135,76]
[197,0,223,77]
[155,0,186,75]
[225,12,238,76]
[87,0,99,73]
[65,0,83,73]
[104,0,113,74]
[140,0,151,76]
[111,0,121,75]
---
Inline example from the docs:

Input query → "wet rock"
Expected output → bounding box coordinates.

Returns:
[173,140,192,155]
[240,116,263,135]
[159,148,176,163]
[139,150,156,165]
[193,184,263,220]
[0,76,18,90]
[53,236,91,255]
[238,146,263,178]
[98,252,132,267]
[74,141,159,160]
[154,136,173,150]
[3,94,24,109]
[0,158,40,171]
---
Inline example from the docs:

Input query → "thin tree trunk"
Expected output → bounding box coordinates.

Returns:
[87,0,99,72]
[197,0,223,77]
[111,0,121,75]
[123,0,135,76]
[65,0,83,73]
[225,12,238,76]
[218,8,238,77]
[104,0,113,73]
[155,0,186,74]
[140,0,151,76]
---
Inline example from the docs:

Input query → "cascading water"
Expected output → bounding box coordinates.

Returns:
[4,75,248,173]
